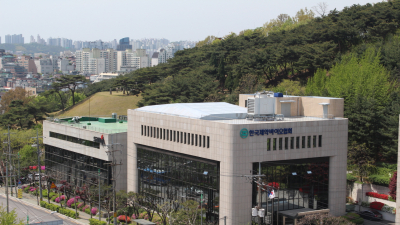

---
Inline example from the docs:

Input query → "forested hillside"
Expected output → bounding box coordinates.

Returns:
[79,0,400,163]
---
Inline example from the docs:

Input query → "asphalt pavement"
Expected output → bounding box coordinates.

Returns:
[0,194,83,225]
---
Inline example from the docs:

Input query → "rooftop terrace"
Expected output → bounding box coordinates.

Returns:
[47,116,128,133]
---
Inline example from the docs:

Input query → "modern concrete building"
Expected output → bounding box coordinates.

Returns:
[17,55,37,74]
[34,58,54,74]
[127,92,348,225]
[43,116,128,192]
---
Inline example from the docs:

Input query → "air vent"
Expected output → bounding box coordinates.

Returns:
[248,99,254,113]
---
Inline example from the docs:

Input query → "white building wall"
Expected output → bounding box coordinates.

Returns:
[43,121,128,191]
[127,111,348,225]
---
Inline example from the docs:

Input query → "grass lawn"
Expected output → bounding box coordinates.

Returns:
[59,91,142,117]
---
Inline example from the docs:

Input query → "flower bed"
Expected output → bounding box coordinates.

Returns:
[361,201,395,214]
[366,192,389,200]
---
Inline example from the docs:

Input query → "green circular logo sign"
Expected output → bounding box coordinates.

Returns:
[240,128,249,139]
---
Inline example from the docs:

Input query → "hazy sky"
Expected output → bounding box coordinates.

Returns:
[1,0,375,43]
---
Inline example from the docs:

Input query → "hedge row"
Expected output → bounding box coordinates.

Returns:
[89,218,107,225]
[40,201,79,219]
[368,175,390,187]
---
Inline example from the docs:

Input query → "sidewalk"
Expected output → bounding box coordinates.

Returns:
[0,186,103,225]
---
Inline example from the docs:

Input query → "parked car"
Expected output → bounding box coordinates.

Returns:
[27,173,46,181]
[358,210,383,221]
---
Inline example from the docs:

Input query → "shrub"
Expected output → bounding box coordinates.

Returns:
[89,218,107,225]
[78,202,84,209]
[23,187,30,193]
[55,197,60,203]
[368,175,390,186]
[370,202,384,211]
[366,192,389,200]
[40,201,78,219]
[389,171,397,200]
[91,207,98,215]
[40,201,48,208]
[82,205,90,212]
[85,207,91,214]
[346,173,357,182]
[49,192,56,198]
[51,196,57,202]
[118,215,131,223]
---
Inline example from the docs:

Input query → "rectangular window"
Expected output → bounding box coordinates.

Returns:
[174,131,176,142]
[199,135,202,146]
[290,137,294,149]
[296,136,300,149]
[147,126,149,137]
[170,130,172,141]
[167,129,169,140]
[195,134,198,146]
[191,134,194,145]
[267,139,271,151]
[163,129,165,140]
[184,132,187,144]
[313,135,317,148]
[207,136,210,148]
[203,136,206,148]
[307,136,311,148]
[302,136,305,148]
[245,100,248,107]
[157,128,159,139]
[319,135,322,147]
[141,125,143,136]
[279,138,282,150]
[188,133,190,145]
[176,131,178,142]
[285,137,288,150]
[153,127,156,138]
[160,128,162,139]
[150,126,153,137]
[181,132,183,143]
[273,138,277,151]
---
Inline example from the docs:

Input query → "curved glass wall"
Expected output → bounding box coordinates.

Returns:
[137,145,220,222]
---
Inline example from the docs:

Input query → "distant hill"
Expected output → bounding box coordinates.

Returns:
[58,91,142,118]
[0,43,74,55]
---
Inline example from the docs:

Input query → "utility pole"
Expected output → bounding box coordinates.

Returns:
[98,168,101,221]
[258,162,262,225]
[4,126,10,213]
[32,129,44,202]
[104,134,122,225]
[201,193,203,225]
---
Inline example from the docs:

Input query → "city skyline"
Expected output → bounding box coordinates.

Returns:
[1,0,375,42]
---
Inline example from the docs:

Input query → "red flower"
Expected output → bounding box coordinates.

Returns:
[370,202,384,210]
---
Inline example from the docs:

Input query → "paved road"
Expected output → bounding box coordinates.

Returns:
[363,219,395,225]
[0,195,81,224]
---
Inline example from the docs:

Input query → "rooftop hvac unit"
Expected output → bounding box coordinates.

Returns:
[247,91,276,116]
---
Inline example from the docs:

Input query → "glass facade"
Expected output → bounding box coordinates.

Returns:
[252,157,329,214]
[45,145,111,187]
[49,131,100,149]
[137,145,220,221]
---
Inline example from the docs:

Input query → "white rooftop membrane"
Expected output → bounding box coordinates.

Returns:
[135,102,248,120]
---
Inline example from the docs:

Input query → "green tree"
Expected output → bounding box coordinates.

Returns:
[56,75,88,106]
[348,142,375,182]
[0,205,24,225]
[170,200,200,225]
